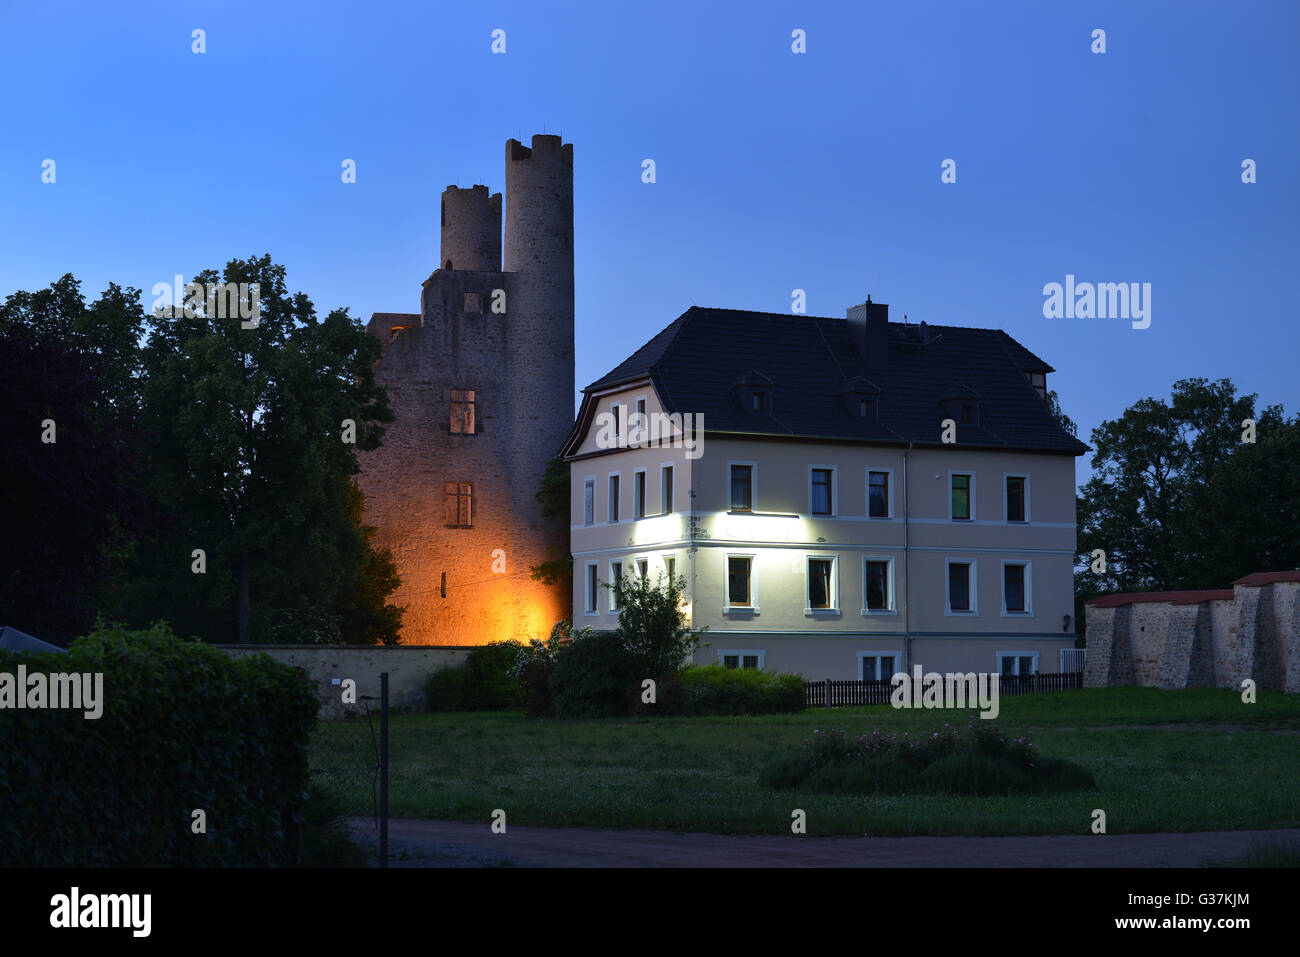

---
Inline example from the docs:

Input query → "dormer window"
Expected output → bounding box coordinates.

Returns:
[732,369,774,416]
[1027,371,1047,402]
[939,385,980,429]
[838,377,881,422]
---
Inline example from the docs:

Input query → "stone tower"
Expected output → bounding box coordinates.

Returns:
[358,134,574,645]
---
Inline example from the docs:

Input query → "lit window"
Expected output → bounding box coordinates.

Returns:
[951,473,972,521]
[444,482,473,528]
[450,389,477,435]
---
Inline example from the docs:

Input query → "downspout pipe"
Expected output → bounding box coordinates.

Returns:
[903,440,913,673]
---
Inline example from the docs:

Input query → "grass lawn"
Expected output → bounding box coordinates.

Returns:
[310,687,1300,838]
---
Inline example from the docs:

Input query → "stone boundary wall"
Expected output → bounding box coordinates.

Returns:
[1084,577,1299,692]
[216,644,470,719]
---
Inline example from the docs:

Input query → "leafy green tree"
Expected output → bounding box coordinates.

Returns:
[135,255,399,643]
[1046,389,1077,437]
[1076,377,1294,601]
[611,573,699,679]
[530,455,573,586]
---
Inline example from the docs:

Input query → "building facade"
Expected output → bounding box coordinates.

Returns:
[358,134,574,645]
[562,302,1088,680]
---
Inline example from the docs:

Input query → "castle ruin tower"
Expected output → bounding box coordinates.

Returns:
[503,134,576,552]
[356,135,574,646]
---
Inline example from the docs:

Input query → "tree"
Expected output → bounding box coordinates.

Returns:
[530,455,573,586]
[1046,389,1077,438]
[611,573,699,679]
[0,277,151,642]
[132,255,400,643]
[1076,377,1295,601]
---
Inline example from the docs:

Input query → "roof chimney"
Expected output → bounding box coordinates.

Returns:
[846,296,889,368]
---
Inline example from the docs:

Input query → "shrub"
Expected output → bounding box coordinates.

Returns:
[301,781,370,867]
[612,573,699,679]
[675,665,806,716]
[0,620,318,866]
[426,641,524,712]
[549,631,639,719]
[758,718,1095,796]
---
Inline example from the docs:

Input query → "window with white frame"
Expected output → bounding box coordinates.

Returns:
[946,559,977,614]
[636,557,649,579]
[719,650,764,670]
[950,472,974,521]
[806,555,838,612]
[634,470,646,519]
[862,557,895,613]
[661,465,674,514]
[810,467,835,516]
[1002,561,1031,615]
[663,555,676,587]
[609,560,623,611]
[1005,474,1029,523]
[997,651,1038,676]
[725,553,756,610]
[634,396,647,441]
[859,652,901,682]
[608,473,620,523]
[611,403,625,446]
[584,562,599,614]
[867,469,892,518]
[583,478,595,526]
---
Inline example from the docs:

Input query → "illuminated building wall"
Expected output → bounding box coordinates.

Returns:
[357,135,574,645]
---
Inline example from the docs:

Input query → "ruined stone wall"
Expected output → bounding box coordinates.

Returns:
[1085,581,1298,692]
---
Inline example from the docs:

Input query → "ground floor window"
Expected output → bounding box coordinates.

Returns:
[998,652,1038,675]
[719,649,764,670]
[859,652,900,681]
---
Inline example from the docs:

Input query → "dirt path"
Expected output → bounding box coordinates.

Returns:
[348,818,1300,868]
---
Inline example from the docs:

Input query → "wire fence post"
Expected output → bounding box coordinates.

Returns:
[380,671,389,868]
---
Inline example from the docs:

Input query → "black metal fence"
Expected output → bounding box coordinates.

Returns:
[805,672,1083,708]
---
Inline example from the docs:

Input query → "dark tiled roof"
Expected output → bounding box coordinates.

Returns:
[584,307,1087,454]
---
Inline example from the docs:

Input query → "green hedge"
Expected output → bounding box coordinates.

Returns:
[0,622,318,866]
[674,665,806,716]
[549,631,640,719]
[426,641,524,712]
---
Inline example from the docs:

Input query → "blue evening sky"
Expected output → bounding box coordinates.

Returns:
[2,0,1297,481]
